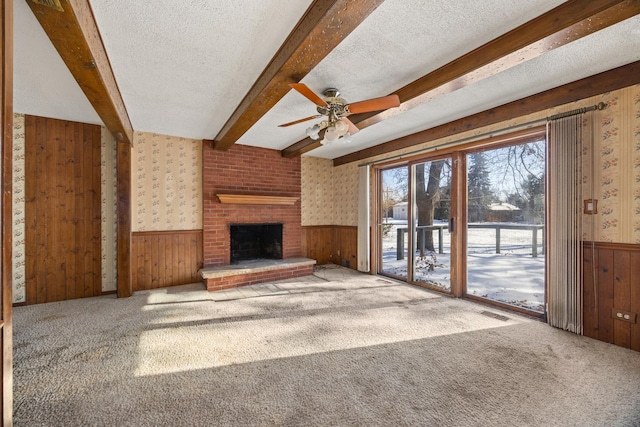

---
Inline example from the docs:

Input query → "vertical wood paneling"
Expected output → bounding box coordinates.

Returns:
[132,230,203,291]
[25,116,101,304]
[301,225,358,270]
[583,242,640,352]
[24,116,37,303]
[178,234,187,282]
[301,226,334,265]
[631,252,640,351]
[164,234,173,285]
[188,233,197,281]
[597,249,614,342]
[44,118,57,302]
[194,232,203,282]
[613,251,631,348]
[583,247,597,339]
[143,236,151,290]
[90,124,102,297]
[335,226,358,269]
[157,236,166,288]
[66,121,79,301]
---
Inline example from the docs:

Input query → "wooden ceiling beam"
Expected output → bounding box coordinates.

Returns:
[26,0,133,144]
[333,60,640,166]
[282,0,638,158]
[208,0,385,151]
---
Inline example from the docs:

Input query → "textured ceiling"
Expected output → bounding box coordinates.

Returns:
[13,0,640,159]
[87,0,314,139]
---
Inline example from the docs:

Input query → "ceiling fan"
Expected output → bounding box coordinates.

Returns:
[279,83,400,145]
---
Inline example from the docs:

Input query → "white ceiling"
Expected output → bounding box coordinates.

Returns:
[14,0,101,125]
[87,0,314,139]
[13,0,640,159]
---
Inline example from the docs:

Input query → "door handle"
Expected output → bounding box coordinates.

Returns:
[448,218,454,233]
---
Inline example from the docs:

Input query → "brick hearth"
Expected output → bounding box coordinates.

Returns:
[200,258,316,291]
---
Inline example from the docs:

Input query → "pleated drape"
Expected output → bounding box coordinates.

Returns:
[546,115,585,333]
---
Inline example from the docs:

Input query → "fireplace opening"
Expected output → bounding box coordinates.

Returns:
[230,223,283,264]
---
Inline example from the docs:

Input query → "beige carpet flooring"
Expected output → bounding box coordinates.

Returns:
[13,265,640,426]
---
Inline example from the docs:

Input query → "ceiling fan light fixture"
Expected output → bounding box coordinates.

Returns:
[306,124,321,140]
[324,125,339,143]
[284,84,389,146]
[334,119,349,136]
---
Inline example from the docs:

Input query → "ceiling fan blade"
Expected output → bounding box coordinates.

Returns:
[346,94,400,114]
[277,115,322,127]
[340,117,359,135]
[289,83,328,107]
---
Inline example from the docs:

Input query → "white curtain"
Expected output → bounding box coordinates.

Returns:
[547,114,585,333]
[357,165,370,272]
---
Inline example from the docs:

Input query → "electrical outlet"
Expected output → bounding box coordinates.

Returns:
[611,308,637,324]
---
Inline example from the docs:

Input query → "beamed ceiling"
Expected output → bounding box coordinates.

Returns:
[14,0,640,162]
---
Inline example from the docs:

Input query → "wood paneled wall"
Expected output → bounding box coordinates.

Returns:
[583,242,640,351]
[302,226,334,265]
[132,230,203,291]
[302,225,358,269]
[25,115,102,304]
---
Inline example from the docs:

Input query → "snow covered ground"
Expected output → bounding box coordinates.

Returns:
[381,221,545,312]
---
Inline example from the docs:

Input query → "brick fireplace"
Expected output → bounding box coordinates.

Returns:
[201,144,314,291]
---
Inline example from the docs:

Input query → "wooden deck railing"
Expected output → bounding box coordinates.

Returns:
[396,223,544,260]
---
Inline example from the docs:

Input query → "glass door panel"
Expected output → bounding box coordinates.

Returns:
[465,141,545,312]
[379,166,409,279]
[410,158,452,291]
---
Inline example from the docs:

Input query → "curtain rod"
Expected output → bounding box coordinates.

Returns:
[357,102,607,168]
[547,102,606,121]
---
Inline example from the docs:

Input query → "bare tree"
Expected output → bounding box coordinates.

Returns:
[381,167,409,221]
[415,160,445,251]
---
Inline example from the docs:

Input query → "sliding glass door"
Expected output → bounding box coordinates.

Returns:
[410,158,452,291]
[377,158,453,292]
[379,166,409,280]
[376,130,546,315]
[465,141,546,312]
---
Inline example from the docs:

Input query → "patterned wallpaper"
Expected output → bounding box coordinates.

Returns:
[101,129,117,292]
[333,162,359,226]
[634,86,640,243]
[12,114,26,303]
[301,156,359,226]
[301,156,334,226]
[132,132,202,231]
[578,85,640,243]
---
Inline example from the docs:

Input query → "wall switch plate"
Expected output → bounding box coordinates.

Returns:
[583,199,598,214]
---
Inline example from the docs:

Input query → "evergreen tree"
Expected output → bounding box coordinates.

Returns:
[521,173,545,223]
[467,152,493,222]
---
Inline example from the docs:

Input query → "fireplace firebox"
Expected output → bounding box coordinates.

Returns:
[230,224,283,264]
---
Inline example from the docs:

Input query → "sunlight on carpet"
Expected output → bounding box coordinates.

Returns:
[133,295,524,377]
